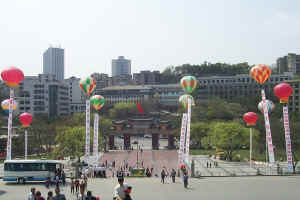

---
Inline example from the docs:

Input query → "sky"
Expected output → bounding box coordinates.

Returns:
[0,0,300,78]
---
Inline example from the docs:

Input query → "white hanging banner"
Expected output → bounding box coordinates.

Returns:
[85,99,91,164]
[6,88,14,160]
[261,89,275,163]
[25,129,28,160]
[185,98,192,163]
[93,113,99,166]
[282,106,294,173]
[178,113,187,165]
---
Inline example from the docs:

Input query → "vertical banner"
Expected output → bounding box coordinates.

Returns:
[93,113,99,166]
[178,113,187,165]
[6,88,14,160]
[185,98,192,163]
[25,129,28,160]
[283,106,294,173]
[250,128,252,167]
[261,89,275,163]
[85,99,91,164]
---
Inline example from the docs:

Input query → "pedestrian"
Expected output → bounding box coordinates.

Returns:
[171,169,176,183]
[209,162,212,168]
[45,177,50,189]
[113,177,130,200]
[124,186,133,200]
[75,178,80,193]
[27,187,36,200]
[61,171,66,186]
[71,177,75,194]
[35,191,45,200]
[85,191,97,200]
[55,174,60,189]
[161,169,166,184]
[206,162,208,168]
[47,191,53,200]
[80,179,86,197]
[183,172,188,189]
[53,187,66,200]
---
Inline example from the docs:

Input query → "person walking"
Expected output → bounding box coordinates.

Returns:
[209,162,212,168]
[183,172,188,189]
[71,177,75,194]
[35,191,45,200]
[161,169,166,184]
[47,191,53,200]
[75,179,80,193]
[113,177,129,200]
[85,191,97,200]
[171,169,176,183]
[53,188,66,200]
[27,187,36,200]
[61,171,66,186]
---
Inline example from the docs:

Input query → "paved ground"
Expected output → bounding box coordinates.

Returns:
[1,176,300,200]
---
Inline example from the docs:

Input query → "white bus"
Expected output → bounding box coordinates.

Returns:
[3,160,63,184]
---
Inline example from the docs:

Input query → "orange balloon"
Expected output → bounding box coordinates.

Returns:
[250,64,271,85]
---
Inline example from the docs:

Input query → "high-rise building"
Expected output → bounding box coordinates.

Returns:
[18,74,69,117]
[277,53,300,74]
[112,56,131,77]
[64,77,86,114]
[43,47,65,81]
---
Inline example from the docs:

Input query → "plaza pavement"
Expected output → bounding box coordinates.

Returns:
[1,176,300,200]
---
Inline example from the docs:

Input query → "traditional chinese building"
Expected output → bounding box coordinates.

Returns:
[108,117,175,150]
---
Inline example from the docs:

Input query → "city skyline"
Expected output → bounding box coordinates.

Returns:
[0,0,300,78]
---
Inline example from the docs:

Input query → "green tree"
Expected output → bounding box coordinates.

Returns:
[190,122,210,149]
[54,126,85,160]
[203,122,258,161]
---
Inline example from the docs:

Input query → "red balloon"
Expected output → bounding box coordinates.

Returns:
[274,83,293,104]
[1,66,24,88]
[19,112,33,127]
[243,112,258,126]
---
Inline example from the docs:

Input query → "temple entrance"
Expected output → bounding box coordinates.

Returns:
[107,117,175,150]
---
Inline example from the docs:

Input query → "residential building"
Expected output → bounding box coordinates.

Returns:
[133,70,161,85]
[18,74,69,117]
[43,47,65,81]
[277,53,300,74]
[64,76,86,114]
[112,56,131,77]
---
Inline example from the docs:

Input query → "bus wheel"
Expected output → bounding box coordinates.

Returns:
[18,178,25,184]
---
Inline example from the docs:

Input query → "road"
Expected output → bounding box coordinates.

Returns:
[1,176,300,200]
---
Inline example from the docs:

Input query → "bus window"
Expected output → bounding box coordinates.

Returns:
[47,163,56,172]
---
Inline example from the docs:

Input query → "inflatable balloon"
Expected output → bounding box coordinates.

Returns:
[1,99,17,114]
[90,95,105,111]
[180,76,198,94]
[258,100,275,114]
[1,67,24,88]
[19,112,33,127]
[179,94,195,109]
[243,112,258,126]
[79,77,96,96]
[274,83,293,104]
[250,64,271,85]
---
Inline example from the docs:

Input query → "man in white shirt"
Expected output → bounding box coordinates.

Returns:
[113,177,129,200]
[27,187,35,200]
